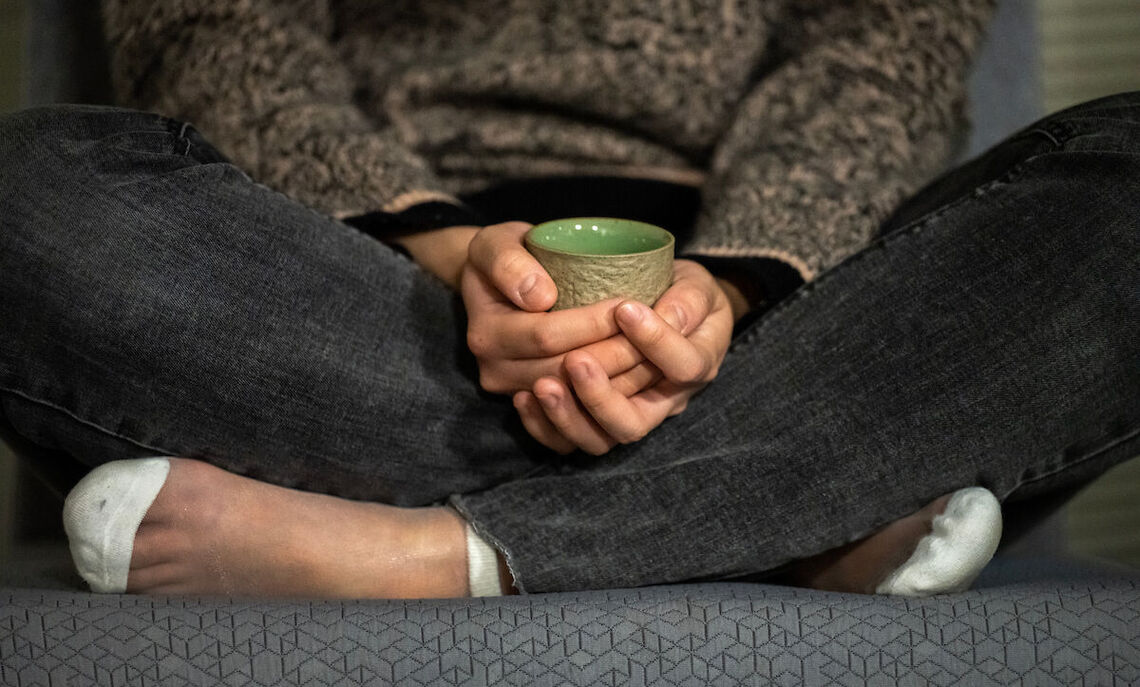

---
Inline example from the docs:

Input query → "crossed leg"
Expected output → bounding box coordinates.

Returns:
[6,94,1140,598]
[64,457,996,598]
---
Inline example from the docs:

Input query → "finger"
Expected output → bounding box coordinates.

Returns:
[609,361,663,398]
[513,391,576,454]
[478,334,640,393]
[615,301,716,384]
[461,259,519,311]
[477,334,647,394]
[471,297,624,360]
[578,334,645,377]
[564,352,653,444]
[466,222,555,311]
[652,260,716,336]
[628,380,695,424]
[533,377,616,456]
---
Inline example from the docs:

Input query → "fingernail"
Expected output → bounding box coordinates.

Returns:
[519,273,539,300]
[618,302,644,325]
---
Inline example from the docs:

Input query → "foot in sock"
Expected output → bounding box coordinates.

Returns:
[64,458,476,598]
[789,487,1002,596]
[66,458,997,598]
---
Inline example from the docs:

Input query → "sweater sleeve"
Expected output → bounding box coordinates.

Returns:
[100,0,458,220]
[687,0,995,302]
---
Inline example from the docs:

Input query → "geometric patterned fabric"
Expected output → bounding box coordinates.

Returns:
[3,569,1138,686]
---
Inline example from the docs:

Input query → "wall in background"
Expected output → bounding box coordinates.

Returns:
[0,0,27,564]
[0,0,24,113]
[1039,0,1140,112]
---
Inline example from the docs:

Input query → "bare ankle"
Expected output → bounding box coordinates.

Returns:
[123,459,474,599]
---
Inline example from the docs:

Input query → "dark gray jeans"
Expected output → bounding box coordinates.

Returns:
[1,94,1138,593]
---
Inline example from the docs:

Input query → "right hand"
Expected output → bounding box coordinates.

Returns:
[461,222,662,396]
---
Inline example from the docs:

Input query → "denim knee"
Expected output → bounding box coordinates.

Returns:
[0,104,175,163]
[0,105,230,201]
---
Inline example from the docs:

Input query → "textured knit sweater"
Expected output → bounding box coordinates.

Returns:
[101,0,995,297]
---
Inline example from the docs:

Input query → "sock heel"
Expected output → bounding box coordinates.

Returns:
[62,458,171,593]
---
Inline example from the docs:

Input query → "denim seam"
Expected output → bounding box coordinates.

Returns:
[110,122,352,243]
[161,118,429,257]
[1026,125,1062,149]
[730,160,1035,353]
[175,122,192,157]
[0,384,176,457]
[163,116,188,154]
[1037,118,1130,149]
[1004,424,1140,499]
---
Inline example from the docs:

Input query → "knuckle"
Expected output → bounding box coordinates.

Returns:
[703,282,718,310]
[486,379,514,394]
[704,360,721,382]
[676,356,707,383]
[619,426,649,444]
[466,327,492,357]
[611,377,637,397]
[675,280,701,303]
[644,321,668,347]
[692,287,714,319]
[477,364,513,394]
[531,326,561,356]
[468,231,493,265]
[584,440,614,457]
[664,301,689,332]
[477,370,499,393]
[680,285,710,319]
[494,251,531,281]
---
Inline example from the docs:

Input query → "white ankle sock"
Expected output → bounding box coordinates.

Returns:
[875,486,1002,597]
[465,524,505,597]
[62,458,171,594]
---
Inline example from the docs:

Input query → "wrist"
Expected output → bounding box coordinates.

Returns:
[715,277,752,323]
[392,225,480,290]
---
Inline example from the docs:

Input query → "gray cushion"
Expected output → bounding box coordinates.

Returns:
[3,557,1139,686]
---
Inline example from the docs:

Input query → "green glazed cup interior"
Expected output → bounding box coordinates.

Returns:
[525,218,673,256]
[524,217,675,310]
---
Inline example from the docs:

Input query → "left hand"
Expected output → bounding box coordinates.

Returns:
[513,259,737,455]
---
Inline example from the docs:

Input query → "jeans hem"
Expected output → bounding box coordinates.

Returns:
[448,495,529,595]
[1002,423,1140,501]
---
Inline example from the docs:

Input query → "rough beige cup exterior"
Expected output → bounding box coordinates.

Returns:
[527,240,674,311]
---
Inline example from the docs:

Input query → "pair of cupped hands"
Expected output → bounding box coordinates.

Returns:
[402,221,741,455]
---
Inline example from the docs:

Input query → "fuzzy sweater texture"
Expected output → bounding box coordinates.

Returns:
[101,0,995,284]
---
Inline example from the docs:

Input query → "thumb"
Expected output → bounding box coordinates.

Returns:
[468,222,556,311]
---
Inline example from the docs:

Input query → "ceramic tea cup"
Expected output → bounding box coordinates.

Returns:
[524,218,675,310]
